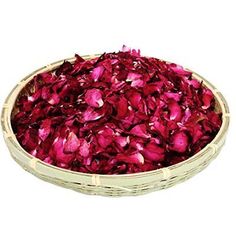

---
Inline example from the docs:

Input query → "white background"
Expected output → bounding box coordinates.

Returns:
[0,1,235,235]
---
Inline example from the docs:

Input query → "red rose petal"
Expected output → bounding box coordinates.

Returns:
[64,132,80,153]
[169,131,189,153]
[130,124,151,138]
[91,66,104,82]
[85,89,104,108]
[116,152,144,164]
[38,119,51,141]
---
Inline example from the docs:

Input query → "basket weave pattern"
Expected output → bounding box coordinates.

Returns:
[1,55,230,196]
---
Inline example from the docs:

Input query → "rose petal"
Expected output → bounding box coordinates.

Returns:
[130,124,151,138]
[169,131,189,153]
[85,89,104,108]
[91,66,104,81]
[64,132,80,153]
[38,119,51,141]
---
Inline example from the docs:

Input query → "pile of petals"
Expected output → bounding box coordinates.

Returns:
[12,46,222,174]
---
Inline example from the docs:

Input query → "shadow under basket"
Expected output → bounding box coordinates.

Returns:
[1,55,230,196]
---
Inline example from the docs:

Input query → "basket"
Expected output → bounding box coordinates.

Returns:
[1,55,230,196]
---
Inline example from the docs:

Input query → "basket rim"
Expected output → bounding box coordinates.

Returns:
[1,54,230,180]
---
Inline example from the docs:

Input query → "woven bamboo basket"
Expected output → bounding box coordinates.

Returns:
[1,54,230,196]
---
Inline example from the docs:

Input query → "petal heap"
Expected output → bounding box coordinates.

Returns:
[12,47,222,174]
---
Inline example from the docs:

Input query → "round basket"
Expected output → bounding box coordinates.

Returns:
[1,55,230,196]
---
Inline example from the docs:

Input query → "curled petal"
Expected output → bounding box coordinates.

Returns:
[85,89,104,108]
[79,139,90,157]
[38,119,51,141]
[83,107,103,122]
[169,100,182,121]
[142,143,165,161]
[202,89,213,109]
[91,66,104,81]
[117,95,128,118]
[52,137,74,164]
[126,73,144,87]
[114,135,130,147]
[64,132,80,153]
[97,127,114,148]
[116,152,144,164]
[164,92,181,101]
[130,124,151,138]
[169,131,189,153]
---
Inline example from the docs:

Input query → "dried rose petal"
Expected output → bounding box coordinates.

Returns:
[83,107,103,122]
[126,73,144,87]
[116,152,144,164]
[91,66,104,81]
[168,100,182,121]
[130,124,151,138]
[52,137,74,164]
[85,89,104,108]
[202,88,213,109]
[142,142,165,161]
[169,131,189,153]
[78,139,90,157]
[64,132,80,153]
[38,119,51,141]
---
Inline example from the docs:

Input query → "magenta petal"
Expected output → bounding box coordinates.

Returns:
[142,143,165,161]
[83,107,103,122]
[116,152,144,164]
[130,124,151,138]
[91,66,104,81]
[85,89,104,108]
[202,89,213,109]
[114,136,130,147]
[52,137,74,164]
[64,132,80,153]
[128,90,142,109]
[126,73,144,87]
[169,101,182,121]
[151,120,167,138]
[48,93,60,105]
[79,139,90,157]
[117,95,128,118]
[169,63,192,76]
[97,127,114,148]
[169,131,189,153]
[164,92,181,101]
[38,119,51,141]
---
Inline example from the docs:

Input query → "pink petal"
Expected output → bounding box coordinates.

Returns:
[83,107,103,122]
[97,127,114,148]
[116,152,144,164]
[126,73,144,87]
[169,100,182,121]
[64,132,80,153]
[130,124,151,138]
[52,137,74,164]
[85,89,104,108]
[202,89,213,109]
[151,120,167,138]
[142,142,165,161]
[169,131,189,153]
[114,135,130,147]
[164,92,181,101]
[127,90,142,109]
[38,119,51,141]
[48,93,60,105]
[79,139,90,157]
[91,66,104,82]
